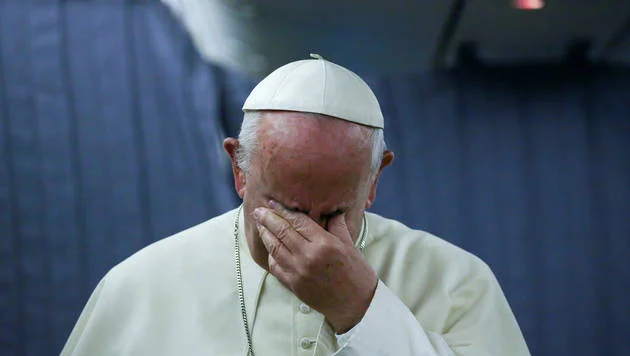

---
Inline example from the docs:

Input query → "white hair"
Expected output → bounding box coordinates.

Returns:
[236,111,386,181]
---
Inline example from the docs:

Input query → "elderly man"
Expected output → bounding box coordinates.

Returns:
[61,56,530,355]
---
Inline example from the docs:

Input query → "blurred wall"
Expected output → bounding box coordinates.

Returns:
[1,1,629,355]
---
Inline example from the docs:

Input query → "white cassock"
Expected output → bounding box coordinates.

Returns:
[61,208,531,355]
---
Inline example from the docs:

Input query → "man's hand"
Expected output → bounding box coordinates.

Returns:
[253,200,378,334]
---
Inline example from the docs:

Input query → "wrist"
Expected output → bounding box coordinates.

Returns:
[327,274,378,333]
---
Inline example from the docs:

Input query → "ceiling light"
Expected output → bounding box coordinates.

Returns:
[513,0,545,10]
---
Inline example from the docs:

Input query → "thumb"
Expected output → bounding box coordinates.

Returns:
[328,213,353,246]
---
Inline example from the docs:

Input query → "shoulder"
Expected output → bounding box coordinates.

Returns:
[62,209,243,354]
[102,208,238,296]
[365,212,497,312]
[366,212,489,272]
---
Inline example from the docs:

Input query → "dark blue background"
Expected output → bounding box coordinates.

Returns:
[1,1,628,355]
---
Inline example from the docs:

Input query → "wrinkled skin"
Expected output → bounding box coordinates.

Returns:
[223,111,394,333]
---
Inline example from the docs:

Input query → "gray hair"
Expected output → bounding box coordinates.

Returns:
[236,111,386,181]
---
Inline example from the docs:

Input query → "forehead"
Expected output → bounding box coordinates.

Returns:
[252,111,372,205]
[257,111,371,155]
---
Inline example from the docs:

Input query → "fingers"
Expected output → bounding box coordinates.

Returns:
[259,222,300,288]
[267,254,292,283]
[254,205,308,254]
[268,200,316,240]
[257,222,294,266]
[327,212,354,246]
[261,200,351,245]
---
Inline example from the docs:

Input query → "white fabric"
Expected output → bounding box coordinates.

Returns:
[253,273,335,355]
[61,208,531,355]
[334,281,454,355]
[242,57,385,129]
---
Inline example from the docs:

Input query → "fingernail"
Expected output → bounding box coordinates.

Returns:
[253,208,262,220]
[268,200,277,209]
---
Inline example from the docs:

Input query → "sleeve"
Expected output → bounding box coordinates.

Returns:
[333,280,455,356]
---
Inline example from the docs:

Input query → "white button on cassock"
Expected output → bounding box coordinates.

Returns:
[299,303,311,314]
[299,337,315,349]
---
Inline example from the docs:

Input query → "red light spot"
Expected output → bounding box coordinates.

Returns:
[513,0,545,10]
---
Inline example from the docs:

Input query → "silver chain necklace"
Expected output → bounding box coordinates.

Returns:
[233,205,368,356]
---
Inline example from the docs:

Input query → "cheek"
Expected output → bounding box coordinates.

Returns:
[351,184,374,209]
[242,173,263,201]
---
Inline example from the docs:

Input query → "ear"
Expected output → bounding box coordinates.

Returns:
[223,137,247,199]
[365,150,394,209]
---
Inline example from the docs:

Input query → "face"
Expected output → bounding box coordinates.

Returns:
[224,111,393,269]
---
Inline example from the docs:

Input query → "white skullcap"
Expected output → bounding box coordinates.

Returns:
[242,54,384,129]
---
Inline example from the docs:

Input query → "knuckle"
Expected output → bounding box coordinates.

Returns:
[276,223,292,241]
[293,218,308,233]
[295,265,309,280]
[302,250,327,276]
[317,239,336,254]
[281,210,304,228]
[288,214,302,227]
[300,257,315,275]
[267,241,280,258]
